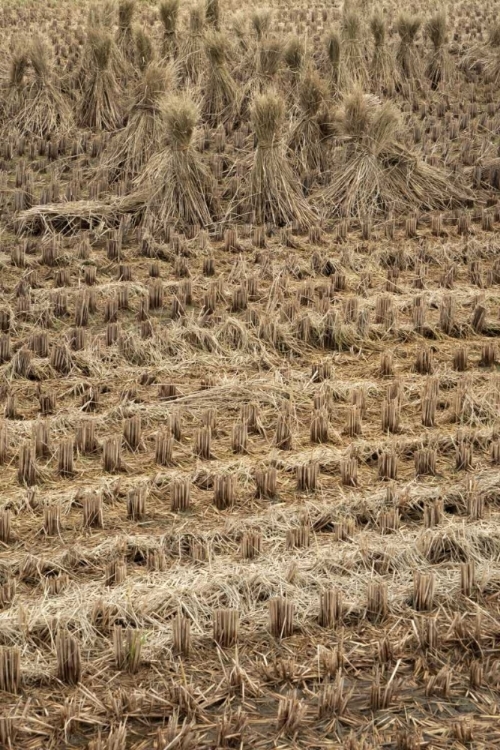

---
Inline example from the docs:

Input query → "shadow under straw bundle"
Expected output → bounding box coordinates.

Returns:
[245,89,316,226]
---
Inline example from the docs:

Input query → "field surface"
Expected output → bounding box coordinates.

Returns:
[0,0,499,748]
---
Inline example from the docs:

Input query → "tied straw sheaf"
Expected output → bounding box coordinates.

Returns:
[13,2,476,235]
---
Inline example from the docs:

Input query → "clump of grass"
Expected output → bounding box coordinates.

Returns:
[370,13,398,95]
[202,31,239,126]
[396,14,423,84]
[79,30,124,130]
[245,89,316,226]
[100,63,172,179]
[320,89,472,219]
[134,94,218,229]
[159,0,180,60]
[289,68,328,174]
[339,10,368,89]
[181,4,206,83]
[426,11,452,88]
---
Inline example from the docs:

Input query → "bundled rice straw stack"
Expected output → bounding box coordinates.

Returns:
[320,90,472,219]
[246,89,316,226]
[133,94,218,229]
[79,30,124,130]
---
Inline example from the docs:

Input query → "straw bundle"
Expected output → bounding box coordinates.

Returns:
[230,12,250,56]
[159,0,180,60]
[74,10,131,93]
[79,30,123,130]
[17,194,142,234]
[426,12,452,88]
[320,90,472,219]
[1,48,27,122]
[133,94,218,229]
[246,89,316,226]
[135,28,155,73]
[257,37,284,87]
[396,14,423,85]
[370,14,398,95]
[202,31,239,126]
[477,24,500,83]
[289,68,328,174]
[10,38,73,137]
[88,1,115,29]
[206,0,220,30]
[99,63,171,179]
[462,22,500,81]
[284,36,306,81]
[324,28,341,89]
[339,11,368,90]
[116,0,136,62]
[181,4,206,84]
[251,9,271,42]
